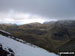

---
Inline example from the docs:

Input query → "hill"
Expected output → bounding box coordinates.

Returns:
[0,30,58,56]
[0,20,75,54]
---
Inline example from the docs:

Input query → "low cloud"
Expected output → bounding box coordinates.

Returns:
[0,10,48,24]
[0,0,75,24]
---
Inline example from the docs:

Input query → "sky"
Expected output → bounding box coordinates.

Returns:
[0,0,75,24]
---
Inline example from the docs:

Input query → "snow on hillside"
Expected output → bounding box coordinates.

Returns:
[0,34,58,56]
[0,30,10,35]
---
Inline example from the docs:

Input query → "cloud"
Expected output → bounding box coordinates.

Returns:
[0,0,75,23]
[0,10,48,24]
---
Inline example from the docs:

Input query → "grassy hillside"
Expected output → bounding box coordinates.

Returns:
[0,20,75,54]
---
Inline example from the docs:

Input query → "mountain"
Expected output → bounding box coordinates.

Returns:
[46,20,75,51]
[44,21,56,24]
[0,30,58,56]
[0,20,75,54]
[50,20,75,40]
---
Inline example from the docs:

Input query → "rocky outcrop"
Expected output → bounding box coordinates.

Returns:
[0,44,14,56]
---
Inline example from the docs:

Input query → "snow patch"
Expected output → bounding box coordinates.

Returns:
[0,35,58,56]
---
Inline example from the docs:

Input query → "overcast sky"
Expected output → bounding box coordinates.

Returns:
[0,0,75,24]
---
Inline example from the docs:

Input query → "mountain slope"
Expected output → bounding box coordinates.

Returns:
[0,31,58,56]
[57,38,75,52]
[0,20,75,54]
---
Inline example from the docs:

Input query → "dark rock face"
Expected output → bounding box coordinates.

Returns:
[0,44,14,56]
[50,20,75,40]
[52,29,70,40]
[24,29,47,35]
